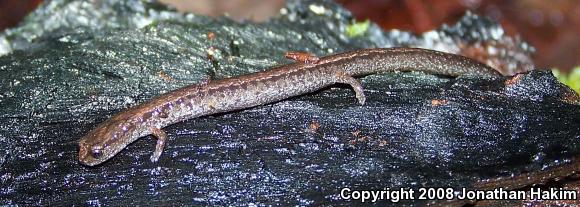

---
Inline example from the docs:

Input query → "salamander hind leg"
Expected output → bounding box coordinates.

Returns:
[150,127,168,163]
[335,71,366,105]
[284,51,320,64]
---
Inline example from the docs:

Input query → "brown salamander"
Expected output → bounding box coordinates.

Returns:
[78,48,501,166]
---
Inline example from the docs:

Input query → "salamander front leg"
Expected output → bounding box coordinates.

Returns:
[335,71,366,105]
[150,127,168,162]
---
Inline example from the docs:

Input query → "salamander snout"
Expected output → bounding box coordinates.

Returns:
[78,120,135,166]
[78,129,113,166]
[78,138,103,166]
[78,140,93,166]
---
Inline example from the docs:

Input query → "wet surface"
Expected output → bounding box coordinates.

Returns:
[0,0,579,205]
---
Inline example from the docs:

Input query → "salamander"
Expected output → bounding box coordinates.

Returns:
[78,47,501,166]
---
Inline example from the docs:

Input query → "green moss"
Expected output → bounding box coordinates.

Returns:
[345,19,370,37]
[552,66,580,94]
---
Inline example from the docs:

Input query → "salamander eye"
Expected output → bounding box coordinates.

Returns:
[91,146,103,158]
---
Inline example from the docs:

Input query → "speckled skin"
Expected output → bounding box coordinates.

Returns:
[78,48,501,166]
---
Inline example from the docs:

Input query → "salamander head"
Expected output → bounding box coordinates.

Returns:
[78,119,136,166]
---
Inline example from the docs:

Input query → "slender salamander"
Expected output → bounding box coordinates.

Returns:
[78,47,501,166]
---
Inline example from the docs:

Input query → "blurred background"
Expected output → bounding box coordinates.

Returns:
[1,0,578,72]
